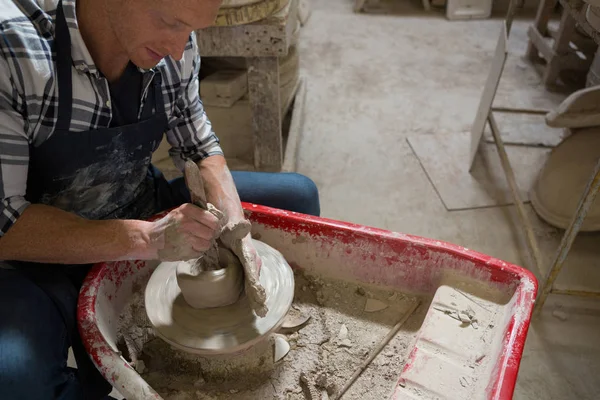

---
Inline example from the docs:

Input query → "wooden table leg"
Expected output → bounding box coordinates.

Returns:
[543,9,577,86]
[247,57,282,172]
[526,0,557,61]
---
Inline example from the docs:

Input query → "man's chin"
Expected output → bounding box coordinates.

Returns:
[130,57,160,70]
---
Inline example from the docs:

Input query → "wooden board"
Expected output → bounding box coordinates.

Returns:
[220,0,265,8]
[409,132,550,211]
[214,0,288,26]
[196,0,298,57]
[469,23,508,170]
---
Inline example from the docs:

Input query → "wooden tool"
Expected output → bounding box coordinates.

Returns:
[184,160,209,210]
[184,160,221,268]
[334,300,421,400]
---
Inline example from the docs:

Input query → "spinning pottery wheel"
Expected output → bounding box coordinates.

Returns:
[145,239,294,355]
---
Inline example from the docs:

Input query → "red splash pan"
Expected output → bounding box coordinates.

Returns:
[78,203,537,399]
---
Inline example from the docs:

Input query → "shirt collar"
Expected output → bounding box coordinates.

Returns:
[60,0,97,75]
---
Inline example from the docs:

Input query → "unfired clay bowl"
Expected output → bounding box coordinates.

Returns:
[176,247,244,309]
[530,127,600,231]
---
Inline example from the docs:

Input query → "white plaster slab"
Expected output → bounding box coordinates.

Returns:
[408,132,550,210]
[469,22,508,169]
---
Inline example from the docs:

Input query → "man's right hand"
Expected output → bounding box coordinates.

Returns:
[147,203,221,261]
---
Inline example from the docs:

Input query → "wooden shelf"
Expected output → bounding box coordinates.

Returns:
[195,0,298,58]
[194,0,300,171]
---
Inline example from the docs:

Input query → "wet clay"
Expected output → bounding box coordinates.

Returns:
[176,247,244,309]
[145,239,294,355]
[220,220,268,317]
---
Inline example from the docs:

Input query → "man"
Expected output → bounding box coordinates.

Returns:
[0,0,320,398]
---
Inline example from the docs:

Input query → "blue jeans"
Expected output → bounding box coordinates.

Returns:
[0,171,319,399]
[166,171,320,217]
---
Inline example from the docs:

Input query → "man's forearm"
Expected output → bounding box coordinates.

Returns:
[0,204,156,264]
[198,155,245,223]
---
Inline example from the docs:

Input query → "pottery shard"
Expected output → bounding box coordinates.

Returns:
[274,334,291,362]
[552,309,568,321]
[364,298,388,313]
[280,308,311,333]
[337,324,349,341]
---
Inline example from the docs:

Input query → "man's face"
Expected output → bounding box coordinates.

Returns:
[106,0,222,69]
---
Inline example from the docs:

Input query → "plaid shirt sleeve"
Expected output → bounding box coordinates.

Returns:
[165,36,223,171]
[0,52,31,236]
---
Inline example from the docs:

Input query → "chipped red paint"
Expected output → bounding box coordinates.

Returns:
[78,203,537,400]
[485,282,536,399]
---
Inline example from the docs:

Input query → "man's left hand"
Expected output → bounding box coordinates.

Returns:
[219,219,267,317]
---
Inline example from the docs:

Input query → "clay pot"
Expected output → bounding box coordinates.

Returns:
[530,127,600,231]
[176,247,244,309]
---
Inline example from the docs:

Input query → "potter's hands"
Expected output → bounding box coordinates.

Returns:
[219,219,262,274]
[240,235,262,276]
[220,219,268,317]
[149,203,221,261]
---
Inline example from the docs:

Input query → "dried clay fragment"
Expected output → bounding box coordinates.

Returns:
[274,334,291,363]
[279,308,311,333]
[337,324,349,341]
[364,298,388,313]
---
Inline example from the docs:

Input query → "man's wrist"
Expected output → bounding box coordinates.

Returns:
[113,219,160,261]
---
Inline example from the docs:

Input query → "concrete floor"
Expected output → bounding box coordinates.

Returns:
[295,0,600,399]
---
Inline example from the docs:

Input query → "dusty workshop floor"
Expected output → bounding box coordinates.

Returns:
[294,1,600,399]
[142,0,600,399]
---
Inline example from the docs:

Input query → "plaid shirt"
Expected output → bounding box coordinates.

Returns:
[0,0,222,236]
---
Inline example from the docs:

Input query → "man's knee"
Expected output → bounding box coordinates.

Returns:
[0,331,70,399]
[0,270,73,399]
[286,173,321,216]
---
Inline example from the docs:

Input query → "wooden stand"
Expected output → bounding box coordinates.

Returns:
[471,0,600,313]
[526,0,598,89]
[196,0,299,171]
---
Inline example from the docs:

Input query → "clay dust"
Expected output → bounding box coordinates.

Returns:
[117,271,429,399]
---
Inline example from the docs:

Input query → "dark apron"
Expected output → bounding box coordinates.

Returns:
[9,1,169,398]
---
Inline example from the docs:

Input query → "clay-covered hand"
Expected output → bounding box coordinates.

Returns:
[219,219,268,317]
[150,203,221,261]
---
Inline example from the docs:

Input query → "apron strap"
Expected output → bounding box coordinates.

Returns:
[55,0,73,132]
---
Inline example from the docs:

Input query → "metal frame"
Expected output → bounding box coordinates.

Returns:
[472,0,600,314]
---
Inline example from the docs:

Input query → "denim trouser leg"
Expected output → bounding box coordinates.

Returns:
[166,171,321,217]
[0,269,84,400]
